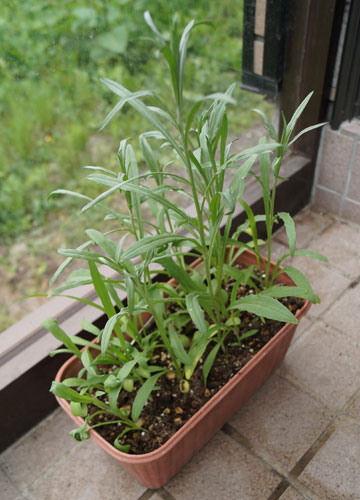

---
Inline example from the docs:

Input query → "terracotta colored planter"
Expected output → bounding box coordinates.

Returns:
[55,249,311,489]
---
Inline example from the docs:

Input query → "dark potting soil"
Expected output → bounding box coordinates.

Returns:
[88,294,304,455]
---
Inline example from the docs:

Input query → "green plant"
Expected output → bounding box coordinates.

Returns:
[43,13,326,452]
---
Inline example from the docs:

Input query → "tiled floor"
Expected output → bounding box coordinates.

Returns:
[1,206,360,500]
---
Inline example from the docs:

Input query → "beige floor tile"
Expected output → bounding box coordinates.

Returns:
[288,315,313,350]
[307,222,360,277]
[0,467,21,500]
[229,375,333,470]
[166,431,281,500]
[28,439,146,500]
[274,209,333,248]
[279,323,360,409]
[323,284,360,340]
[298,420,360,500]
[1,409,77,488]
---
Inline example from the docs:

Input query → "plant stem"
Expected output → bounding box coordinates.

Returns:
[265,154,283,286]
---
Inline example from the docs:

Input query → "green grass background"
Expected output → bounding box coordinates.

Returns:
[0,0,272,331]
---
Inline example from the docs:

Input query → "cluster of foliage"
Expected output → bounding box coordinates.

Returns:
[1,0,271,241]
[44,14,326,452]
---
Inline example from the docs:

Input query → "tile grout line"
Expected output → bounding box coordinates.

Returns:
[313,183,341,196]
[276,368,343,414]
[12,439,84,496]
[314,277,360,327]
[342,196,360,207]
[342,385,360,414]
[272,205,335,248]
[0,462,24,499]
[0,455,37,500]
[268,478,320,500]
[136,489,159,500]
[310,125,326,203]
[222,423,321,500]
[223,419,336,500]
[316,313,360,344]
[339,134,359,216]
[222,423,287,479]
[312,205,360,230]
[266,479,292,500]
[277,332,360,420]
[157,487,178,500]
[279,479,321,500]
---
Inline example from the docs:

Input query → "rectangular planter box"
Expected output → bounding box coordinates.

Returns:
[55,249,311,489]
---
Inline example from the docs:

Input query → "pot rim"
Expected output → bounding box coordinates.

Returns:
[55,249,311,463]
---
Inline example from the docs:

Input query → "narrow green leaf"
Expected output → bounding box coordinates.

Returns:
[230,295,298,324]
[185,292,207,334]
[178,19,195,99]
[85,229,117,261]
[100,78,183,156]
[118,352,144,383]
[289,122,327,145]
[114,436,131,453]
[185,334,211,380]
[286,92,313,140]
[238,329,258,341]
[203,343,221,386]
[48,189,92,202]
[99,90,153,131]
[83,165,117,176]
[69,422,90,441]
[50,382,93,403]
[252,109,277,140]
[50,241,92,284]
[222,264,254,285]
[70,402,88,417]
[42,318,81,357]
[259,286,307,298]
[278,212,296,256]
[122,234,190,260]
[132,372,164,422]
[125,274,134,314]
[144,11,165,45]
[101,313,120,356]
[109,385,123,414]
[69,336,101,349]
[57,249,104,262]
[81,348,97,376]
[292,249,328,262]
[278,267,320,304]
[88,261,117,320]
[169,324,192,365]
[158,256,205,292]
[238,199,260,257]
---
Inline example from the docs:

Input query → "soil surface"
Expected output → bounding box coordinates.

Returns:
[88,294,304,455]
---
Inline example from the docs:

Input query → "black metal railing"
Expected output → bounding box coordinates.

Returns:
[331,0,360,128]
[242,0,288,97]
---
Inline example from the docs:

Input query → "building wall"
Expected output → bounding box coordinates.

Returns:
[312,119,360,223]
